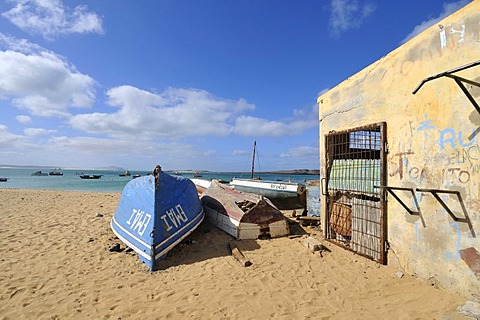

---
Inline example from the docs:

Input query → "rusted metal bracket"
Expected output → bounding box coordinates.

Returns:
[416,188,475,238]
[412,61,480,140]
[375,186,426,227]
[412,60,480,96]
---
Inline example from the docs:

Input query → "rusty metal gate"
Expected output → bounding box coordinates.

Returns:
[323,123,387,264]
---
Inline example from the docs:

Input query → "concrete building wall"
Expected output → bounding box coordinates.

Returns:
[317,2,480,301]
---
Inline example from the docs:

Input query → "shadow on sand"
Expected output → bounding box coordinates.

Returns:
[108,214,314,272]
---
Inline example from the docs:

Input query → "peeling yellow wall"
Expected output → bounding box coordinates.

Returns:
[318,1,480,301]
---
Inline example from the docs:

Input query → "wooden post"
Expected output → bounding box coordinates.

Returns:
[228,242,252,267]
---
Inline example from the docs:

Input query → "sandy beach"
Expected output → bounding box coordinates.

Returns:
[0,189,471,319]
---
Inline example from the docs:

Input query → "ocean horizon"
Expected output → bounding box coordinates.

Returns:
[0,167,319,193]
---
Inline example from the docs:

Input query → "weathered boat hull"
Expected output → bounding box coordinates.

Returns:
[229,178,306,209]
[111,167,204,271]
[191,178,212,195]
[201,180,289,240]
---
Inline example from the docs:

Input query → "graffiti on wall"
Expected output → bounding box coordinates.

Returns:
[389,113,479,186]
[439,23,465,50]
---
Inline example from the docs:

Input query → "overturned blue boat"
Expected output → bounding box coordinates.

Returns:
[111,165,204,271]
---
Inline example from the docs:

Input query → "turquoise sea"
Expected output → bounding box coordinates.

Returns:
[0,167,319,193]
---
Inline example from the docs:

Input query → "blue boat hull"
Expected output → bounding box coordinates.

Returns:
[111,169,204,271]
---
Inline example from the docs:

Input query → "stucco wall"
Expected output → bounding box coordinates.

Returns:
[317,2,480,301]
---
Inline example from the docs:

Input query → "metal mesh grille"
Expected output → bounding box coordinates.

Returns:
[325,125,385,262]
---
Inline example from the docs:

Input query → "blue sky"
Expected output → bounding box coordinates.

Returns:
[0,0,472,171]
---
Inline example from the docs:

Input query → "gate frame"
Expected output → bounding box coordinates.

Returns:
[322,122,388,264]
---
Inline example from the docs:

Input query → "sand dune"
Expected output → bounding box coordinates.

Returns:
[0,189,470,319]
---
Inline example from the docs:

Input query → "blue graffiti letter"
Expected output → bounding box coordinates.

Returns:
[458,131,475,147]
[439,128,456,149]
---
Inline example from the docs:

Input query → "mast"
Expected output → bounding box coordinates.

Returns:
[251,141,256,179]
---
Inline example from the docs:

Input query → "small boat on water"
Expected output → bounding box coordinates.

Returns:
[0,178,8,182]
[79,174,102,179]
[111,165,205,271]
[31,171,48,176]
[199,180,289,240]
[49,171,63,176]
[119,170,131,177]
[132,174,141,179]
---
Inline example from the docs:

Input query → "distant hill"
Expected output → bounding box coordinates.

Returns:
[165,169,320,175]
[261,169,320,175]
[0,164,125,171]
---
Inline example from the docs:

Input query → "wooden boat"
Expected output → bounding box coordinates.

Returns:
[31,170,48,176]
[190,178,212,195]
[0,178,8,182]
[79,174,102,179]
[111,165,204,271]
[193,171,203,178]
[200,180,289,240]
[229,141,306,209]
[230,178,306,209]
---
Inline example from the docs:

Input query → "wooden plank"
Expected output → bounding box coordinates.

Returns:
[330,202,352,236]
[228,242,252,267]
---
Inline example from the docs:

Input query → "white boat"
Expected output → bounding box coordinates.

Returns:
[119,170,131,177]
[191,178,212,195]
[230,178,305,198]
[200,180,289,240]
[229,141,306,209]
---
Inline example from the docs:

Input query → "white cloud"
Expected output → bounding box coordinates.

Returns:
[317,88,330,97]
[0,124,26,147]
[233,116,290,137]
[44,135,202,169]
[49,135,140,153]
[329,0,376,36]
[2,0,103,40]
[401,0,471,43]
[233,103,318,137]
[232,149,250,156]
[68,84,318,140]
[69,85,255,139]
[23,127,56,136]
[279,145,319,159]
[16,115,32,124]
[0,32,43,53]
[0,34,96,117]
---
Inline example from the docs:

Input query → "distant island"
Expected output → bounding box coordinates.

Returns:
[260,169,320,175]
[1,164,319,175]
[169,169,319,175]
[0,164,125,171]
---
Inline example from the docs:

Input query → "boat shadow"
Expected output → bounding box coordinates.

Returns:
[155,213,314,271]
[155,220,263,271]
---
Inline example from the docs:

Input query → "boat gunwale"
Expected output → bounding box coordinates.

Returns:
[230,179,305,195]
[153,209,204,260]
[111,208,205,266]
[111,218,152,261]
[231,177,303,187]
